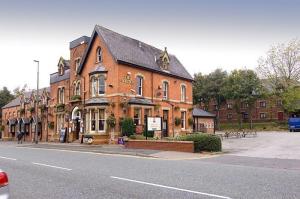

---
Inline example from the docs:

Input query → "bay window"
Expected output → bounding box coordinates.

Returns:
[98,76,105,95]
[134,108,141,125]
[98,109,105,132]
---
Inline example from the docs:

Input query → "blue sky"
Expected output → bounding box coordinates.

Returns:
[1,0,300,90]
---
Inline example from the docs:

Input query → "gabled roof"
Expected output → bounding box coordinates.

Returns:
[78,25,193,81]
[193,108,216,118]
[2,87,50,109]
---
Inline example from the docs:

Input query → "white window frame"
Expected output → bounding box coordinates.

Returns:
[96,47,102,63]
[134,108,141,125]
[181,85,186,102]
[98,75,105,95]
[181,111,186,129]
[91,77,97,97]
[98,109,106,133]
[75,58,81,72]
[136,76,143,96]
[162,81,169,100]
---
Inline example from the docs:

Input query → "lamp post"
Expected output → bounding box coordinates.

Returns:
[34,60,39,144]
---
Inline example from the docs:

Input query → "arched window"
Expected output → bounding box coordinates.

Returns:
[75,82,81,96]
[98,76,105,95]
[91,77,97,97]
[75,58,81,72]
[96,47,102,63]
[162,81,169,100]
[181,85,186,102]
[136,76,143,96]
[58,88,65,104]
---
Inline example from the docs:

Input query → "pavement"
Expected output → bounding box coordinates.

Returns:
[222,131,300,159]
[0,134,300,199]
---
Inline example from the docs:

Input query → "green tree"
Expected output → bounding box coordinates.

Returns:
[222,69,263,129]
[193,69,227,129]
[0,87,15,109]
[282,86,300,114]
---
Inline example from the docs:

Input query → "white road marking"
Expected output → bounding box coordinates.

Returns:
[110,176,232,199]
[32,162,72,171]
[0,156,17,161]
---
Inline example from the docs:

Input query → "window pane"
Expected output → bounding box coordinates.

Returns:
[99,76,105,94]
[91,110,96,131]
[136,76,143,95]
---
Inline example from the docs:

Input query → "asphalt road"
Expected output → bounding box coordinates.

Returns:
[0,142,300,199]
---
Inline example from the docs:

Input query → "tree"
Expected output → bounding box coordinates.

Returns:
[257,39,300,93]
[281,86,300,114]
[0,87,15,108]
[222,69,263,129]
[13,84,27,97]
[193,69,227,130]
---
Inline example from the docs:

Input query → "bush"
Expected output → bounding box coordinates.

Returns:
[143,130,154,138]
[121,117,135,136]
[177,133,222,152]
[106,114,116,129]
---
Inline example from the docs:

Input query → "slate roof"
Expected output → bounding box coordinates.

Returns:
[50,69,70,84]
[69,36,90,49]
[85,98,109,106]
[193,108,216,118]
[78,25,193,81]
[128,97,154,106]
[2,87,50,109]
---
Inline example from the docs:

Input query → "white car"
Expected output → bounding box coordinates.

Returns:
[0,170,9,199]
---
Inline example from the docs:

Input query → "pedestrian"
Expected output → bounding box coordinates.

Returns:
[17,131,24,144]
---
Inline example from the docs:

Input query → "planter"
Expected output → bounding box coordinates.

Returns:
[125,140,194,153]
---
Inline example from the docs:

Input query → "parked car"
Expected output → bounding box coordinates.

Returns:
[288,117,300,132]
[0,170,9,199]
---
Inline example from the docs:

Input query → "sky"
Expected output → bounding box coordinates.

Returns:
[0,0,300,91]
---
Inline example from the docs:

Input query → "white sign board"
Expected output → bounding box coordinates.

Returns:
[147,117,162,131]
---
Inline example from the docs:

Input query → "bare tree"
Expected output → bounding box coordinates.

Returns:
[257,39,300,93]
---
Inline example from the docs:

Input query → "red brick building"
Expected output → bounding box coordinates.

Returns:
[205,98,288,123]
[2,25,194,143]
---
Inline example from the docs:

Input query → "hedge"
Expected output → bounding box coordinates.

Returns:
[177,133,222,152]
[121,117,135,136]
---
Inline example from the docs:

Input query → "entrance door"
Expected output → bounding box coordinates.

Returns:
[278,112,284,121]
[162,110,168,137]
[75,119,80,140]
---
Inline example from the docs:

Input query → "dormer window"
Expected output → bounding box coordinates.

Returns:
[157,47,170,70]
[96,47,102,63]
[59,64,64,75]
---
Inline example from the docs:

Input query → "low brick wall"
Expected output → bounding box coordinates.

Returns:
[125,140,194,153]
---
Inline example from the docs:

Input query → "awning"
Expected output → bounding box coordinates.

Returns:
[7,118,17,125]
[85,98,109,106]
[128,97,154,106]
[192,108,216,118]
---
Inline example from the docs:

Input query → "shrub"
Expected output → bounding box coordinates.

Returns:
[48,122,54,129]
[121,117,135,136]
[143,130,154,138]
[71,95,81,101]
[175,117,181,126]
[106,114,116,129]
[178,133,222,152]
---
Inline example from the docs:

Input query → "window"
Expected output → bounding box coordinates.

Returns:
[260,101,266,108]
[241,102,248,109]
[136,76,143,96]
[75,82,81,96]
[98,76,105,95]
[181,85,186,102]
[75,58,81,72]
[227,113,232,120]
[260,113,266,119]
[162,81,169,100]
[134,108,141,125]
[227,103,233,109]
[91,110,96,131]
[181,111,186,129]
[243,112,249,119]
[91,77,97,97]
[277,100,283,107]
[98,109,105,132]
[96,47,102,63]
[59,64,64,75]
[56,114,64,133]
[58,88,64,104]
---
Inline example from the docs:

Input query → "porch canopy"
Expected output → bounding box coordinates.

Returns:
[128,97,154,106]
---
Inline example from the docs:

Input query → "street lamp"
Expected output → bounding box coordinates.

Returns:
[34,60,39,144]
